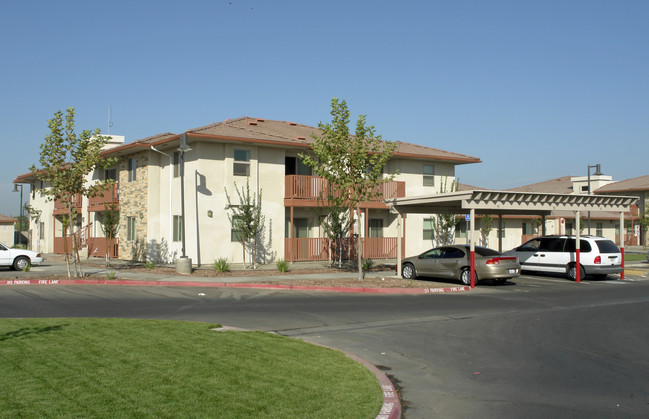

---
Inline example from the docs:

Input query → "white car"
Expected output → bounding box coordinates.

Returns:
[505,235,623,280]
[0,242,44,270]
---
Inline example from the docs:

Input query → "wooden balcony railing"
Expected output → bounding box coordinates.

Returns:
[284,237,403,262]
[87,237,119,258]
[53,194,83,215]
[88,183,119,211]
[284,175,405,205]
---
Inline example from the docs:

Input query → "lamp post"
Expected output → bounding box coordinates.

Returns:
[175,133,192,274]
[587,164,602,235]
[12,183,23,246]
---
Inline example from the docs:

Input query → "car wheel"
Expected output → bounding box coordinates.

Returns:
[13,256,30,271]
[402,263,417,279]
[460,268,476,286]
[567,263,585,281]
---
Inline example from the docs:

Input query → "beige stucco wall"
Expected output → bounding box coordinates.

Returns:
[0,222,15,246]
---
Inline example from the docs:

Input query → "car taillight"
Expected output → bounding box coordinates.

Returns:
[594,256,601,264]
[486,257,517,265]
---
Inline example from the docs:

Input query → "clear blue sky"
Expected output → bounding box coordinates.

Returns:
[1,0,648,218]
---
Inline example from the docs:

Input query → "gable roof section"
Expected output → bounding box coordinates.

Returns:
[186,116,481,164]
[100,132,178,156]
[595,174,649,193]
[0,214,17,223]
[506,176,575,194]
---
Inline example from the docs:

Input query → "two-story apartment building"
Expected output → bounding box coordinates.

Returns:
[15,116,481,265]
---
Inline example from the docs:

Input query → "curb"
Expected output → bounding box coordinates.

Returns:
[0,278,470,294]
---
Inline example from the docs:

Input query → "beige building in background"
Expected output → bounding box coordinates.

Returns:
[0,214,17,246]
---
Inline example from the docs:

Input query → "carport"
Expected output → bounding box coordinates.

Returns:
[386,190,637,288]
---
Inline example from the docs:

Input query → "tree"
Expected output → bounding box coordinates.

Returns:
[225,180,265,268]
[301,98,397,280]
[480,214,493,247]
[317,202,351,268]
[639,208,649,249]
[30,107,116,278]
[431,177,459,246]
[100,202,120,267]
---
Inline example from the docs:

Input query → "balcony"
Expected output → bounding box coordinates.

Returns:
[284,175,405,208]
[53,194,83,215]
[284,237,404,262]
[88,183,119,212]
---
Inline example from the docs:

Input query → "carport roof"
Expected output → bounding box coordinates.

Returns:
[386,190,637,216]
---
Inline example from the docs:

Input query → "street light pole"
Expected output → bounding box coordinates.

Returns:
[587,164,602,235]
[12,184,23,246]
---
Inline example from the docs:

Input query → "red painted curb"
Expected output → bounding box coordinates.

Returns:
[0,278,470,294]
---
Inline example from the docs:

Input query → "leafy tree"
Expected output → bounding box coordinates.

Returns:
[29,107,116,277]
[100,202,120,267]
[480,214,493,247]
[431,177,459,246]
[225,180,265,268]
[317,203,351,268]
[301,98,397,280]
[639,208,649,249]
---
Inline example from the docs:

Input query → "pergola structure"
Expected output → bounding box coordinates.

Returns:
[386,190,637,288]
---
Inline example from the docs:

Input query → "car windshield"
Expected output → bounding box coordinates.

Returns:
[595,240,620,253]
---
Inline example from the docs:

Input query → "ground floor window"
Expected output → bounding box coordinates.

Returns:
[369,219,383,238]
[126,216,136,241]
[173,215,183,242]
[423,218,434,240]
[39,222,45,240]
[231,215,243,242]
[596,222,603,237]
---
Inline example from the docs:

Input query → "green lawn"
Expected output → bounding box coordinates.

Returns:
[0,318,382,418]
[624,253,647,262]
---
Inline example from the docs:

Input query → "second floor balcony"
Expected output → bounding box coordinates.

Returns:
[53,193,83,215]
[284,175,405,208]
[88,183,119,212]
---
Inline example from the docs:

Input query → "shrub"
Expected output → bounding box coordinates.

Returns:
[276,259,289,273]
[362,259,373,271]
[213,258,230,273]
[22,264,31,272]
[106,271,116,280]
[145,260,155,270]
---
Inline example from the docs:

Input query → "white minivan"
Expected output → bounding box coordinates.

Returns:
[505,235,623,280]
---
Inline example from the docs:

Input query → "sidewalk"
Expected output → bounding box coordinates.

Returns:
[0,254,471,294]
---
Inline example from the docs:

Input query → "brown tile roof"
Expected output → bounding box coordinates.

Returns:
[0,214,17,223]
[595,174,649,193]
[506,176,575,194]
[457,182,487,191]
[187,117,481,164]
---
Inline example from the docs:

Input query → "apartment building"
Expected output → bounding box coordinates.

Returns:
[15,117,481,264]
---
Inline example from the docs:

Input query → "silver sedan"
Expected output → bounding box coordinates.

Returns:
[401,245,520,285]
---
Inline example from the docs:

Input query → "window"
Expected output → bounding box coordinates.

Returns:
[231,216,244,242]
[522,222,529,235]
[127,158,137,182]
[566,222,574,235]
[233,149,250,176]
[39,222,45,240]
[105,168,117,181]
[596,222,603,237]
[423,164,435,186]
[173,152,180,178]
[126,216,136,241]
[580,185,589,193]
[423,218,434,240]
[369,219,383,238]
[173,215,183,242]
[455,221,466,238]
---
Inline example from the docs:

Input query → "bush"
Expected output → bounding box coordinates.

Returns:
[362,259,373,271]
[22,264,31,272]
[276,259,289,273]
[213,258,230,273]
[145,261,155,270]
[106,271,116,280]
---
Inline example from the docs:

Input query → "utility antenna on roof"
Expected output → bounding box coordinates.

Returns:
[107,106,113,135]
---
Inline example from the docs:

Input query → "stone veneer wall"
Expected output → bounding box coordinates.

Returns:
[118,152,149,260]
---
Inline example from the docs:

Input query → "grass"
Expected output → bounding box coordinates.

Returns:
[0,318,381,418]
[624,253,647,262]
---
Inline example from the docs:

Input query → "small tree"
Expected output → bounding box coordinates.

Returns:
[30,107,116,278]
[100,202,120,267]
[431,177,459,246]
[639,208,649,249]
[317,203,351,268]
[225,180,265,268]
[480,214,493,247]
[301,98,397,280]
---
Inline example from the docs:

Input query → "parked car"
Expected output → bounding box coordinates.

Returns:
[0,242,43,270]
[401,245,520,285]
[504,235,622,280]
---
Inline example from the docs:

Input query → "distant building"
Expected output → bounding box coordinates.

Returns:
[0,214,17,246]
